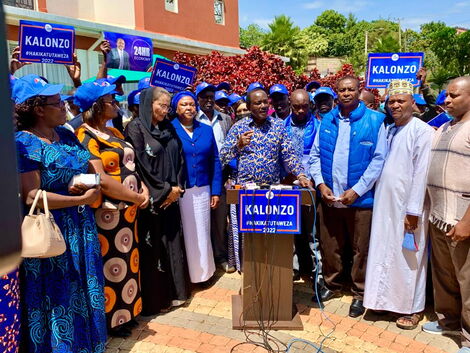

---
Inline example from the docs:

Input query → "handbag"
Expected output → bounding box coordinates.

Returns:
[21,190,66,258]
[402,231,419,252]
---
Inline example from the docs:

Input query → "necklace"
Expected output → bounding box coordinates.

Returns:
[30,128,56,141]
[182,123,194,130]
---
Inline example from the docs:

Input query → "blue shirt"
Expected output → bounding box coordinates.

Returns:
[308,114,387,206]
[220,115,304,185]
[172,119,222,195]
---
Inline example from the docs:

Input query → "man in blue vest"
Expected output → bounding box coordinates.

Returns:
[308,75,387,317]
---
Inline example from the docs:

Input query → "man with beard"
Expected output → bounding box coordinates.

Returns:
[195,82,234,273]
[284,89,320,281]
[364,80,434,330]
[308,75,387,317]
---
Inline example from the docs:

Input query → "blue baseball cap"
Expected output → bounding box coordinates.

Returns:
[269,84,288,97]
[228,93,243,106]
[436,90,447,105]
[60,94,74,101]
[127,89,141,106]
[138,77,151,91]
[308,92,315,103]
[216,82,231,91]
[413,94,426,105]
[12,74,63,104]
[313,87,335,101]
[215,90,230,102]
[305,81,321,91]
[195,82,217,97]
[74,82,118,112]
[95,75,126,87]
[247,82,264,93]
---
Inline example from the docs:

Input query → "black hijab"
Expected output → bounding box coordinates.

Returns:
[138,87,173,143]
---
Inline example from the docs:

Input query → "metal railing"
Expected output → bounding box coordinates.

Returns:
[2,0,35,10]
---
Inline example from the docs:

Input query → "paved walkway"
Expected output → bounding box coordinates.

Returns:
[106,270,460,353]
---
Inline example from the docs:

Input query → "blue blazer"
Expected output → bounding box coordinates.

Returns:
[172,119,222,196]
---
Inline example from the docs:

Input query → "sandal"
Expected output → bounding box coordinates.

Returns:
[396,312,423,330]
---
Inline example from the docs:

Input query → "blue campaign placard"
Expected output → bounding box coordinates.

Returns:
[150,58,197,93]
[104,31,153,72]
[366,52,424,88]
[19,20,75,65]
[239,190,301,234]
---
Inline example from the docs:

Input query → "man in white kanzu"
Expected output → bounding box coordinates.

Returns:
[364,80,435,330]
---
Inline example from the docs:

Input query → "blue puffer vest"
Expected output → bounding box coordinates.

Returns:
[319,101,385,208]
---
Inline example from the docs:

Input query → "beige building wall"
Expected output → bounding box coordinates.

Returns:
[306,57,345,76]
[46,0,135,28]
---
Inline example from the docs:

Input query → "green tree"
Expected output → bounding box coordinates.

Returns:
[373,34,400,52]
[239,24,266,49]
[261,15,306,71]
[314,10,347,33]
[296,27,329,58]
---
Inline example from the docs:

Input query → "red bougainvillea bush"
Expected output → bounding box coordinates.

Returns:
[173,47,379,101]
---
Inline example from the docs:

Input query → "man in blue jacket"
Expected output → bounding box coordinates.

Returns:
[308,75,387,318]
[284,89,320,281]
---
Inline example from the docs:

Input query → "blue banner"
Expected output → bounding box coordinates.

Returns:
[104,31,153,72]
[428,112,452,128]
[19,20,75,65]
[239,190,301,234]
[150,58,197,93]
[366,52,424,88]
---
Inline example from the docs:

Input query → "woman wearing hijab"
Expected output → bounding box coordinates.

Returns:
[125,87,190,314]
[171,91,222,284]
[74,82,149,337]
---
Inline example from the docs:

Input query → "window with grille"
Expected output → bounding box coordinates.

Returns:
[214,0,225,25]
[2,0,35,10]
[165,0,178,13]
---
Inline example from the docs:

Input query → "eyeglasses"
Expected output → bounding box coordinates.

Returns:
[102,99,118,105]
[156,103,170,111]
[42,100,65,107]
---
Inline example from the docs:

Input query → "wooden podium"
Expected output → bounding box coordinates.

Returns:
[227,189,315,331]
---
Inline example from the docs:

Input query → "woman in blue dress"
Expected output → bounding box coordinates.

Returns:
[13,75,107,353]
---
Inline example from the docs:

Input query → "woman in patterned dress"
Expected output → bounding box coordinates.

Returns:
[14,75,107,352]
[74,82,149,337]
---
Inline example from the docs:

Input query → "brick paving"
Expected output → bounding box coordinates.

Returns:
[106,270,460,353]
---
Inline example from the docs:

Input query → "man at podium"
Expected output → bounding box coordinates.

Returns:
[220,87,310,187]
[220,87,310,272]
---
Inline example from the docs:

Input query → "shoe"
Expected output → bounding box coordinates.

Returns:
[457,348,470,353]
[349,299,365,318]
[109,326,131,337]
[219,261,236,273]
[123,319,139,329]
[312,286,341,303]
[422,321,460,336]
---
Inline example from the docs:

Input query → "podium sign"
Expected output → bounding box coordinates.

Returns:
[239,190,301,234]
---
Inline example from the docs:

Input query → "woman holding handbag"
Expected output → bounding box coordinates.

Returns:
[13,75,107,353]
[75,82,149,337]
